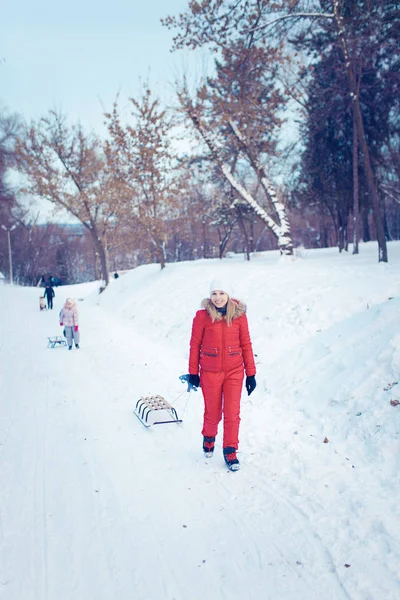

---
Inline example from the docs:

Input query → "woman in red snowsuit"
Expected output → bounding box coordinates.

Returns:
[187,280,256,471]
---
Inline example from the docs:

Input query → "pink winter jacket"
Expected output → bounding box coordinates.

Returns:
[59,303,79,327]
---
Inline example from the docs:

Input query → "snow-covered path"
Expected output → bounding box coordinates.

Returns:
[1,244,400,599]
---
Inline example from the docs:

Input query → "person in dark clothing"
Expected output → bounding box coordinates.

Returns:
[44,285,55,309]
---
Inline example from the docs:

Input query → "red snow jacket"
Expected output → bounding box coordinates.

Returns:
[189,299,256,376]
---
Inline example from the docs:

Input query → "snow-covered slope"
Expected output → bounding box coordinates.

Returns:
[1,242,399,600]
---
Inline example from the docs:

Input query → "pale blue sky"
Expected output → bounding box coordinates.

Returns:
[2,1,295,222]
[1,0,205,134]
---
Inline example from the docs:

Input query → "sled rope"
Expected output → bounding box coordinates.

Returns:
[173,388,191,420]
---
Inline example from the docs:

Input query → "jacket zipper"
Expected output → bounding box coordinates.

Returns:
[221,320,226,371]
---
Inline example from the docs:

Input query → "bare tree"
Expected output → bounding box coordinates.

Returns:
[16,112,126,287]
[105,87,181,269]
[0,110,21,224]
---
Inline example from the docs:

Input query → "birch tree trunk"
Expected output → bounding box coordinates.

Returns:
[228,120,293,254]
[185,108,293,256]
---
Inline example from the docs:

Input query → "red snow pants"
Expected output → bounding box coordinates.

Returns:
[200,366,244,450]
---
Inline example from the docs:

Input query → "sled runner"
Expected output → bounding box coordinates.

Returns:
[47,336,67,348]
[134,395,182,428]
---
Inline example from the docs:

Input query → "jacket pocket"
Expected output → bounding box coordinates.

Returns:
[226,346,243,369]
[200,346,220,371]
[227,346,242,356]
[201,346,219,357]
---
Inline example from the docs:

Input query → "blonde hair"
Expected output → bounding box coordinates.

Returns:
[208,298,237,326]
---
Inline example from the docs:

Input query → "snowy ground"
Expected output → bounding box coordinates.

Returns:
[1,242,400,600]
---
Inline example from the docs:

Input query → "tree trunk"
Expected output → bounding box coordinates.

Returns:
[333,0,387,262]
[337,206,345,252]
[91,231,109,287]
[249,219,255,253]
[236,206,251,260]
[93,249,100,280]
[151,236,166,269]
[352,107,359,254]
[361,206,371,242]
[382,197,391,241]
[353,99,387,260]
[217,225,234,259]
[326,204,337,247]
[202,218,207,258]
[228,120,293,256]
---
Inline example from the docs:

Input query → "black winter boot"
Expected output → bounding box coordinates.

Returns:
[203,436,215,458]
[223,446,240,471]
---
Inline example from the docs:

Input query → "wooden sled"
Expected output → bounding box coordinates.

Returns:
[47,336,67,348]
[134,395,182,428]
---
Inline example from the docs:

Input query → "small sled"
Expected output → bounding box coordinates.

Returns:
[40,296,47,310]
[134,395,182,428]
[47,336,67,348]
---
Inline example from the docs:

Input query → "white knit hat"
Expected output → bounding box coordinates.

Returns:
[209,278,234,298]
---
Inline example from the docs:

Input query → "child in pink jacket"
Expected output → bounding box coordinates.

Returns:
[59,298,80,350]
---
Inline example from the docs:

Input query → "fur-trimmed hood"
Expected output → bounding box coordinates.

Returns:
[201,298,247,321]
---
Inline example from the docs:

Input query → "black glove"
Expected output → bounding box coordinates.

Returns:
[245,375,256,396]
[179,374,200,392]
[189,374,200,388]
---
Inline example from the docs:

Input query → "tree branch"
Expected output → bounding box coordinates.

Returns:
[243,12,334,34]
